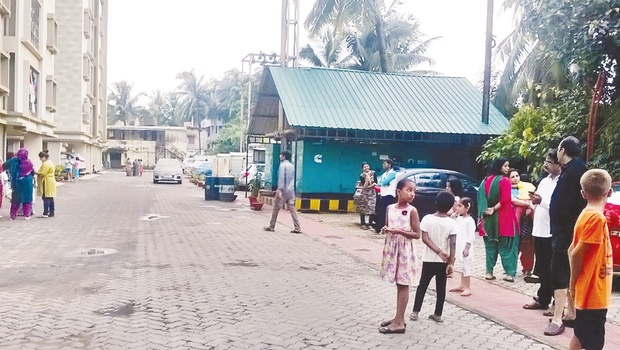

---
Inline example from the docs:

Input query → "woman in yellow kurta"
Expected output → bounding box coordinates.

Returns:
[36,150,57,218]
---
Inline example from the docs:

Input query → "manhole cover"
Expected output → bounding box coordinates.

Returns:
[71,248,117,257]
[94,301,135,317]
[140,214,168,221]
[223,260,258,267]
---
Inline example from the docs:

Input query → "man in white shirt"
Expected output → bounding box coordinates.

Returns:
[523,149,561,312]
[374,159,397,233]
[264,151,301,234]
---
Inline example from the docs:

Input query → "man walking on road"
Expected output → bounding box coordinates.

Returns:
[523,149,561,312]
[264,150,301,234]
[544,136,588,336]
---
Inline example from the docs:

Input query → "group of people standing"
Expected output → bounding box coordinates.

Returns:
[125,158,143,177]
[0,148,57,220]
[373,135,613,349]
[479,136,613,349]
[354,159,397,233]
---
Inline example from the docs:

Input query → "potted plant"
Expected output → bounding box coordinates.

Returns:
[54,165,66,182]
[249,172,263,210]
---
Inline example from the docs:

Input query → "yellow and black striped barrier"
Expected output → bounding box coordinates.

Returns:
[261,196,355,213]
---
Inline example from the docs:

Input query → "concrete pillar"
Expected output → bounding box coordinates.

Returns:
[46,141,62,166]
[23,134,43,170]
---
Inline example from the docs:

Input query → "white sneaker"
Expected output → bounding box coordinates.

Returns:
[24,216,31,220]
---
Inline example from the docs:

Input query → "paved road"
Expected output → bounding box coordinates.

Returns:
[314,212,620,326]
[0,172,551,349]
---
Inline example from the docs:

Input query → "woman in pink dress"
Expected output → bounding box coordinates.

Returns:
[477,158,519,282]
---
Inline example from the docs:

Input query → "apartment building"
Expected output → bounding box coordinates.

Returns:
[46,0,108,172]
[1,0,58,164]
[0,0,107,172]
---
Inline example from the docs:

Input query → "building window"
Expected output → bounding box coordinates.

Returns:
[188,135,195,145]
[46,14,58,54]
[30,0,40,47]
[0,0,10,18]
[29,67,39,115]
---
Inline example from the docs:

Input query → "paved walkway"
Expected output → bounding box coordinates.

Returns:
[0,173,554,349]
[300,212,620,349]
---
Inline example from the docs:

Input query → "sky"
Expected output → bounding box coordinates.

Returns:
[108,1,515,94]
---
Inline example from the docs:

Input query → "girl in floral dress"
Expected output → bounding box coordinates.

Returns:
[378,178,421,334]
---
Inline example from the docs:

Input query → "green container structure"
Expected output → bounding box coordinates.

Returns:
[218,176,236,202]
[205,176,219,200]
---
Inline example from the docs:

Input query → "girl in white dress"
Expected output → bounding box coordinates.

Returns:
[449,197,476,296]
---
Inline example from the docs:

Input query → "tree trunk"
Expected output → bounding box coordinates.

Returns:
[375,19,389,73]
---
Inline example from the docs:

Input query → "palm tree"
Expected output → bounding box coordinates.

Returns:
[344,12,438,73]
[176,70,212,127]
[176,70,213,154]
[300,27,349,68]
[107,81,144,126]
[492,0,570,114]
[306,0,389,72]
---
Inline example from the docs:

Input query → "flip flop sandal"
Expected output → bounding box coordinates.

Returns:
[263,227,275,232]
[523,302,548,310]
[409,314,418,321]
[543,311,554,317]
[378,327,406,334]
[379,320,406,327]
[484,275,496,280]
[290,230,302,234]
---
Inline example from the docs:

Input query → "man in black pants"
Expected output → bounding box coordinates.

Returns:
[374,159,397,233]
[544,136,587,336]
[523,149,561,313]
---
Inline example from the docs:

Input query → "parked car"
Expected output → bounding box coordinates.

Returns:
[182,156,209,174]
[238,164,265,190]
[395,168,479,219]
[605,181,620,273]
[62,153,87,175]
[191,161,213,176]
[153,158,183,184]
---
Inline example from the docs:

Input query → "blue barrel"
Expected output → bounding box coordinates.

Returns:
[218,176,236,202]
[205,176,219,200]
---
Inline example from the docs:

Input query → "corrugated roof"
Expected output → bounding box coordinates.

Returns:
[259,66,508,135]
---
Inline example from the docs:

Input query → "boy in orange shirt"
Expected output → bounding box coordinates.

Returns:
[568,169,613,350]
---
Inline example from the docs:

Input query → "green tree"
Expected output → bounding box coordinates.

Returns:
[176,70,213,127]
[107,81,144,126]
[345,11,437,72]
[300,27,349,68]
[306,0,390,72]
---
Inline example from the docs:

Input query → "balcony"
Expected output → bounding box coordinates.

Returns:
[0,50,9,96]
[47,15,58,54]
[83,55,92,81]
[45,76,57,112]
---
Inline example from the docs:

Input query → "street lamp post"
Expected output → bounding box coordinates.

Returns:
[239,52,280,152]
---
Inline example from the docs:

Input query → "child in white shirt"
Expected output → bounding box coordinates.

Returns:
[410,191,458,323]
[449,197,476,296]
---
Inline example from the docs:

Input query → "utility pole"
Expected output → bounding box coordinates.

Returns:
[481,0,494,125]
[278,0,300,151]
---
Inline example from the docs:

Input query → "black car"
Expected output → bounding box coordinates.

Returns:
[395,168,480,219]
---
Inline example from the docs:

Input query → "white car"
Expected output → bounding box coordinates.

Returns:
[153,158,183,184]
[182,156,209,174]
[63,153,87,174]
[238,164,265,190]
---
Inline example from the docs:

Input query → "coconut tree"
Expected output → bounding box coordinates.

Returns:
[299,27,349,68]
[306,0,389,72]
[344,12,438,73]
[107,81,144,126]
[176,70,212,127]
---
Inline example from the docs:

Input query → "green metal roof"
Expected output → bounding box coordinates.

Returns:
[261,66,508,135]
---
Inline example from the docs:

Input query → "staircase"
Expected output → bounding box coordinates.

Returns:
[156,145,185,162]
